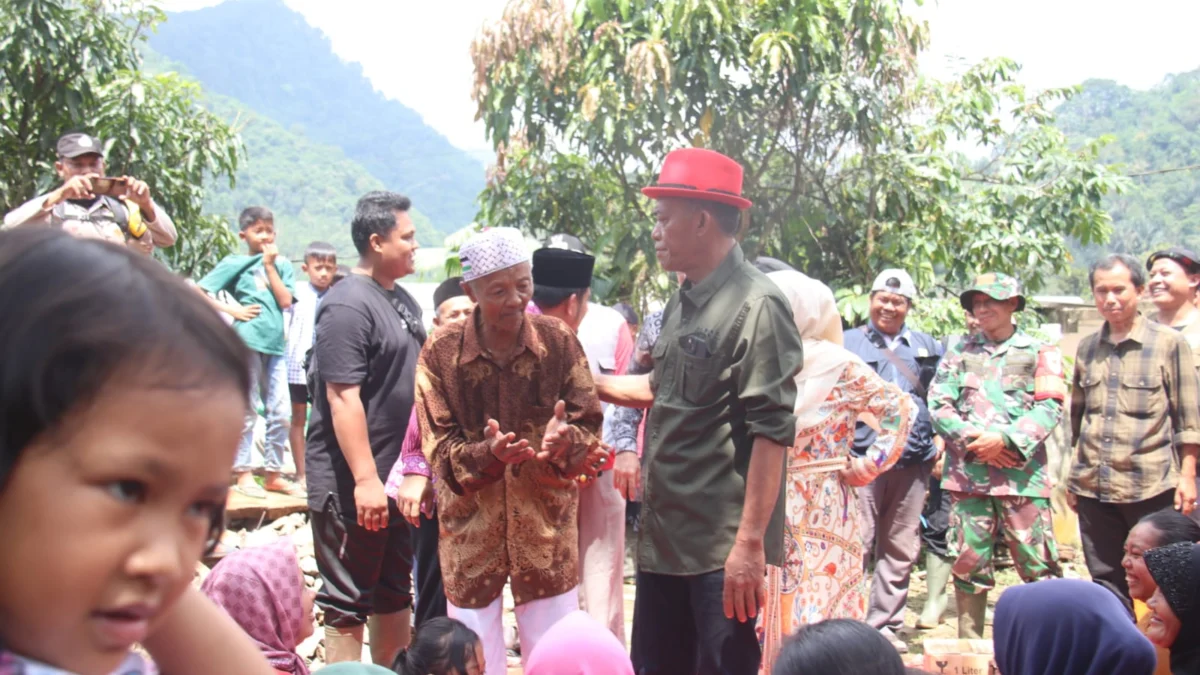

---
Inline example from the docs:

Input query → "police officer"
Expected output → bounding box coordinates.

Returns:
[928,273,1066,638]
[3,132,177,247]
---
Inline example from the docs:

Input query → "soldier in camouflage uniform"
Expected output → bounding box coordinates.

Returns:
[928,273,1066,638]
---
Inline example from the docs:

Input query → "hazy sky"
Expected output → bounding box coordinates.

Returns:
[162,0,1200,160]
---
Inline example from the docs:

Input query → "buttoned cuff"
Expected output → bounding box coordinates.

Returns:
[401,455,432,478]
[998,429,1029,461]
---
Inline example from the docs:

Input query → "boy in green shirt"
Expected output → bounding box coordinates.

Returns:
[198,206,299,498]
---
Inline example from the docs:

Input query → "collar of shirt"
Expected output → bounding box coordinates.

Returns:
[1100,313,1148,347]
[969,328,1031,355]
[680,244,744,308]
[460,308,545,365]
[867,320,911,350]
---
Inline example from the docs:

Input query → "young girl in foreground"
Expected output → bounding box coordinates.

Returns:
[0,229,275,675]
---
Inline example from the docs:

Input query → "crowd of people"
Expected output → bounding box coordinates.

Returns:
[2,133,1200,675]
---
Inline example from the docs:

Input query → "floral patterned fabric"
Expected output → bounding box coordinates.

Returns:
[758,358,913,673]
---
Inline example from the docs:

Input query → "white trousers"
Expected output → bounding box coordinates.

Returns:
[448,586,578,675]
[577,469,627,644]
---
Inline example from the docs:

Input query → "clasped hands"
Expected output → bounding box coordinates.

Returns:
[486,400,611,478]
[963,429,1022,469]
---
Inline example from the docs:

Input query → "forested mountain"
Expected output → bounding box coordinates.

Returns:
[141,48,440,259]
[150,0,484,238]
[203,93,441,258]
[1057,71,1200,267]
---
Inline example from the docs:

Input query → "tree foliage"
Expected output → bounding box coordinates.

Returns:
[471,0,1125,314]
[1055,71,1200,293]
[0,0,243,278]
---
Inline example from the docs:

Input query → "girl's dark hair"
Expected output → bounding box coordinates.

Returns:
[1138,508,1200,547]
[392,617,480,675]
[0,229,250,547]
[773,619,906,675]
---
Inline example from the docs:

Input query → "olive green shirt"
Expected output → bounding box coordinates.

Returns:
[639,245,804,575]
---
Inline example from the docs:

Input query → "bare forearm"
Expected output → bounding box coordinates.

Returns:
[737,436,786,546]
[328,385,378,483]
[265,263,293,309]
[143,587,274,675]
[595,373,653,408]
[1182,444,1198,478]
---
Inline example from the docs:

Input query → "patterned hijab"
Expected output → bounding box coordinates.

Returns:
[1144,541,1200,673]
[994,578,1156,675]
[200,539,310,675]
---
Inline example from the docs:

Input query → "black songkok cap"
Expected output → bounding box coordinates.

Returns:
[533,248,594,289]
[433,276,466,311]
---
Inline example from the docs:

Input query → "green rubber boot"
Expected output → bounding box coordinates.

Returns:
[917,553,953,629]
[956,589,988,639]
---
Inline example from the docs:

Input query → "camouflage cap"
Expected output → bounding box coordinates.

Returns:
[959,272,1026,312]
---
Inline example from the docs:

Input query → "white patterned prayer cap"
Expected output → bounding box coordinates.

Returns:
[458,227,531,282]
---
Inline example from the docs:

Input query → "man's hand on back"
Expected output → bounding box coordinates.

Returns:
[613,452,641,500]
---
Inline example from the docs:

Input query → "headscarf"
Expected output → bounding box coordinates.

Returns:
[200,539,310,675]
[524,611,634,675]
[766,270,859,431]
[994,578,1156,675]
[1144,542,1200,673]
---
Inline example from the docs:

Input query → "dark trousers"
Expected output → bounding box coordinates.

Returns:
[411,508,447,629]
[1076,489,1176,612]
[631,570,760,675]
[922,476,952,558]
[312,494,413,627]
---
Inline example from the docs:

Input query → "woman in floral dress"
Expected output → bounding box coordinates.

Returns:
[759,270,914,673]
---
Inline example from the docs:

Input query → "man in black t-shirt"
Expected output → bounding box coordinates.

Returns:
[305,191,425,665]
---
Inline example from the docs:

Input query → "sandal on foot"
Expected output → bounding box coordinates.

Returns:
[233,483,268,499]
[264,480,306,498]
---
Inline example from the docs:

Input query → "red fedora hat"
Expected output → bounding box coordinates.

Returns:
[642,148,752,210]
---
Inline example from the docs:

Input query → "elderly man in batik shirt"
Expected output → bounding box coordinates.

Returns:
[415,227,605,675]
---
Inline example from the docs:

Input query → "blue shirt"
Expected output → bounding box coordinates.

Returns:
[844,321,944,467]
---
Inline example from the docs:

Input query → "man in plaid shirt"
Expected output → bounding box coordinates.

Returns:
[1069,253,1200,610]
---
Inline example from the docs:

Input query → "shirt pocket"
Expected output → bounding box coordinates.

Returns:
[960,371,984,408]
[681,353,723,406]
[1079,367,1106,414]
[1002,357,1035,409]
[1118,371,1165,420]
[650,340,669,393]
